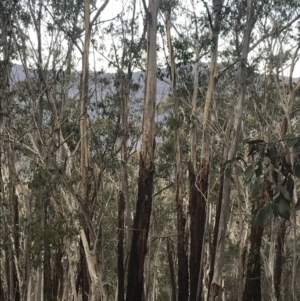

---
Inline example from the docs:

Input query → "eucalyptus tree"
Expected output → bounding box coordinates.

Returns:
[209,0,258,299]
[0,1,25,300]
[78,1,111,300]
[125,0,159,299]
[268,13,300,301]
[101,1,144,299]
[162,1,189,300]
[191,0,225,299]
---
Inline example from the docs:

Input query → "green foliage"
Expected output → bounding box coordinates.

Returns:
[28,165,59,191]
[255,202,272,227]
[241,134,300,226]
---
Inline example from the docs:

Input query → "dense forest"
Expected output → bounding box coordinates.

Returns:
[1,0,300,300]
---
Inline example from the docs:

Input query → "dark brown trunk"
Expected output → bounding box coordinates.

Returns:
[118,191,125,301]
[4,249,10,300]
[44,206,52,301]
[11,185,20,301]
[126,157,155,301]
[167,238,177,301]
[0,275,4,301]
[177,199,189,301]
[242,211,263,301]
[189,159,207,301]
[207,160,225,300]
[76,241,90,301]
[52,245,64,301]
[209,283,221,301]
[274,219,286,300]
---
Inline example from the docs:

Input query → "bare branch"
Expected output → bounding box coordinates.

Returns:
[201,0,213,34]
[91,0,111,26]
[141,0,149,15]
[153,183,173,198]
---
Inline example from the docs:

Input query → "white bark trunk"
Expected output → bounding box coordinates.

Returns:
[211,0,256,289]
[80,229,106,301]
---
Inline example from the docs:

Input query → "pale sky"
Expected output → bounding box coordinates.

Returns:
[9,0,300,78]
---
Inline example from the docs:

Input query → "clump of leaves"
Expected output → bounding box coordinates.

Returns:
[225,135,300,227]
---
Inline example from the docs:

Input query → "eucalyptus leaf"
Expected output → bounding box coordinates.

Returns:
[244,167,254,182]
[255,160,263,177]
[255,203,272,227]
[294,162,300,179]
[286,176,294,197]
[248,144,257,157]
[267,144,278,166]
[280,186,291,201]
[225,166,232,180]
[272,202,279,217]
[277,198,290,220]
[252,177,263,193]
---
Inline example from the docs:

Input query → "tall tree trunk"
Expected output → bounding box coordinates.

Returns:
[117,2,137,293]
[207,146,227,300]
[1,43,21,301]
[209,1,256,299]
[273,219,285,300]
[165,8,189,301]
[242,173,270,301]
[29,2,52,300]
[236,169,247,301]
[190,1,223,300]
[0,1,21,298]
[126,1,158,300]
[167,238,177,301]
[52,245,64,301]
[79,1,110,300]
[117,68,127,301]
[188,41,200,301]
[242,200,264,301]
[272,47,300,300]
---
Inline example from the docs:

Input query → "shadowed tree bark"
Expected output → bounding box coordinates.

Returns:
[242,201,264,301]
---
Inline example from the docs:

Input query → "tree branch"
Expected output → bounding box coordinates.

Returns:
[91,0,111,26]
[153,183,173,197]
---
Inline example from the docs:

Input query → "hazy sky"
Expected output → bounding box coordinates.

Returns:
[10,0,300,78]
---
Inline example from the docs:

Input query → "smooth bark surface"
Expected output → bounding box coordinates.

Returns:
[126,1,158,300]
[210,1,256,299]
[166,8,189,301]
[191,1,223,299]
